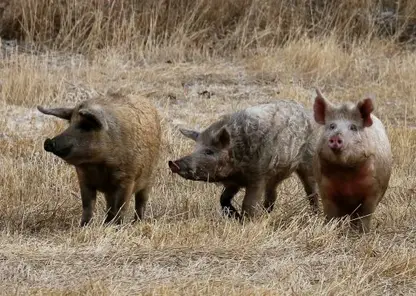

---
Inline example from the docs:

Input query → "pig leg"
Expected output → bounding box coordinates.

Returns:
[321,197,343,224]
[241,181,265,219]
[264,173,292,213]
[113,183,135,224]
[220,185,240,219]
[104,193,116,224]
[351,201,377,233]
[79,182,97,227]
[264,181,279,213]
[134,187,149,222]
[105,183,135,224]
[296,166,319,213]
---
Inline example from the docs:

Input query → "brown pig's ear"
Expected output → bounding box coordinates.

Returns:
[357,97,374,127]
[213,127,230,149]
[37,106,73,120]
[313,88,330,125]
[78,108,109,130]
[179,127,200,141]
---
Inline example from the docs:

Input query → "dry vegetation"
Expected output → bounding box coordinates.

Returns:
[0,0,415,295]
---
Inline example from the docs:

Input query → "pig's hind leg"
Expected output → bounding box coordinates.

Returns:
[263,175,287,213]
[242,181,265,219]
[296,165,319,213]
[264,181,279,213]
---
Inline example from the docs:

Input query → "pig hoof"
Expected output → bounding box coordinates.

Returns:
[104,216,116,225]
[221,206,241,220]
[80,219,91,227]
[238,215,250,224]
[133,214,144,223]
[264,204,274,213]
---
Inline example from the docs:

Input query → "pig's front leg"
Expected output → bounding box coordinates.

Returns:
[241,181,265,220]
[134,187,149,222]
[79,181,97,227]
[351,200,377,233]
[321,196,342,224]
[105,182,135,225]
[220,185,240,219]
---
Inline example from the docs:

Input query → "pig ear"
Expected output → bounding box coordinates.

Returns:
[357,98,374,127]
[179,128,200,141]
[313,88,329,125]
[78,108,109,130]
[213,127,230,148]
[37,106,73,120]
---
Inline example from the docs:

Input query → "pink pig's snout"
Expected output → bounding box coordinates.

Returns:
[328,135,343,152]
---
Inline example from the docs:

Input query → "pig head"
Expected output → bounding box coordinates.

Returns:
[313,89,376,166]
[37,104,110,166]
[168,126,234,182]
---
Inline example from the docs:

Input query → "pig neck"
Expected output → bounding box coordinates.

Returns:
[320,157,373,179]
[76,163,125,191]
[77,162,126,176]
[221,172,250,187]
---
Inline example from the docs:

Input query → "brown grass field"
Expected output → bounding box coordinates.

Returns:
[0,1,416,295]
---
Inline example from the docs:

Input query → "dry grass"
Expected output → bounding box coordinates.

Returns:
[0,38,415,295]
[1,0,416,54]
[0,1,416,295]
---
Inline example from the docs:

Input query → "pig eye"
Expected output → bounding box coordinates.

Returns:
[329,123,336,130]
[78,121,94,132]
[204,149,215,156]
[349,124,358,131]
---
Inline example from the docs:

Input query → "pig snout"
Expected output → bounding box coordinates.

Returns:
[168,159,201,181]
[168,160,181,173]
[43,138,72,158]
[328,135,343,152]
[44,138,55,152]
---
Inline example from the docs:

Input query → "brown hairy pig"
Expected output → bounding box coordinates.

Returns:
[168,100,318,219]
[38,93,161,226]
[312,88,392,232]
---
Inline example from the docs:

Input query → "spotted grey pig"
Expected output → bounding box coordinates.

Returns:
[168,100,318,219]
